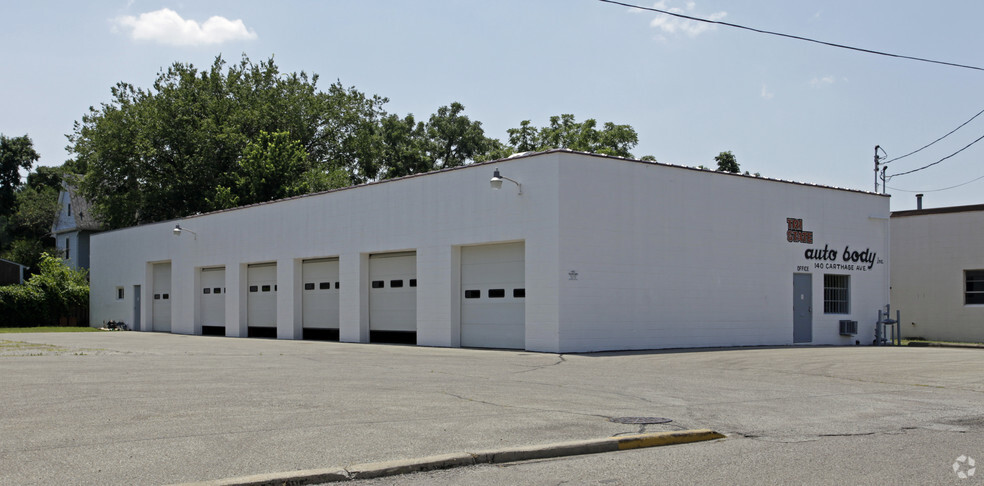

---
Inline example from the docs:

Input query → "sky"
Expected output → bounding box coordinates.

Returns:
[2,1,982,211]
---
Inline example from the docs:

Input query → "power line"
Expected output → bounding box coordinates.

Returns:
[887,132,984,177]
[883,107,984,165]
[888,173,984,193]
[598,0,984,72]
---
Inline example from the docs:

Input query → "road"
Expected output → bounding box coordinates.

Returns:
[1,332,982,485]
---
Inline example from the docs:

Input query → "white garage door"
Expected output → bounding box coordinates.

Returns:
[302,258,339,330]
[199,267,225,332]
[369,252,416,333]
[152,262,171,332]
[461,242,525,349]
[247,263,277,331]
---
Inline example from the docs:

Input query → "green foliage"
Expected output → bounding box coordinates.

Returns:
[0,253,88,327]
[1,183,59,272]
[229,131,319,205]
[378,114,432,179]
[26,165,66,193]
[0,134,40,218]
[426,102,492,169]
[70,55,387,228]
[1,239,56,272]
[715,151,740,173]
[504,114,639,158]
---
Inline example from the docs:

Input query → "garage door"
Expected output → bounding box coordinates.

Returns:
[152,262,171,332]
[302,258,340,340]
[461,242,525,349]
[369,252,416,341]
[200,267,225,335]
[247,263,277,337]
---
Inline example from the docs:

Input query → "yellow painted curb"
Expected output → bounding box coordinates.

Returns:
[616,429,726,450]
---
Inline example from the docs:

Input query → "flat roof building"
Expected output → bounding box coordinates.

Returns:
[90,150,890,352]
[891,203,984,343]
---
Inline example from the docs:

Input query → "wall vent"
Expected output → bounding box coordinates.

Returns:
[839,320,858,336]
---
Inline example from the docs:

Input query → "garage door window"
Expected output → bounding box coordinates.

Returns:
[488,289,506,298]
[513,288,525,298]
[823,274,850,314]
[464,290,480,299]
[966,270,984,305]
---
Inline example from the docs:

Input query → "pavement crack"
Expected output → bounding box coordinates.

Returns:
[512,354,566,374]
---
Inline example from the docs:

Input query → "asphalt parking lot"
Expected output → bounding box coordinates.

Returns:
[2,332,983,485]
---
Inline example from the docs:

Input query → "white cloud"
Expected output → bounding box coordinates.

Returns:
[648,1,727,38]
[761,85,774,100]
[115,8,257,46]
[810,75,836,88]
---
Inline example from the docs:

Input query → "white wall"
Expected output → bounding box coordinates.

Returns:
[90,151,889,352]
[90,154,562,350]
[556,155,889,351]
[891,208,984,342]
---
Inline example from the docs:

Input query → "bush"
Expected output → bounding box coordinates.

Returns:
[0,253,89,327]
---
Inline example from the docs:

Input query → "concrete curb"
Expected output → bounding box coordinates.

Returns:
[171,429,724,486]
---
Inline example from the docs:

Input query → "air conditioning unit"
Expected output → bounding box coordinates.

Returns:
[839,320,858,336]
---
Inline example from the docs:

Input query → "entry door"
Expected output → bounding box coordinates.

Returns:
[133,285,141,331]
[793,273,812,343]
[152,263,172,332]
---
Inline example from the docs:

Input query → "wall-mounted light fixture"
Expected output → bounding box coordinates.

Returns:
[490,168,522,195]
[173,224,198,240]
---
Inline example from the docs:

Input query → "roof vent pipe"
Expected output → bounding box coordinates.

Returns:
[916,194,923,210]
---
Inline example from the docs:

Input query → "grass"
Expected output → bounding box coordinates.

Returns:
[0,326,101,334]
[901,338,984,347]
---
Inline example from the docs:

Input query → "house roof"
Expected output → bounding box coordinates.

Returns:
[55,182,104,233]
[891,203,984,218]
[0,258,28,269]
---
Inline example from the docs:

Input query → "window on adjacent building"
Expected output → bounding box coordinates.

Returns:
[67,203,72,216]
[823,274,850,314]
[65,238,70,260]
[966,270,984,305]
[116,287,124,300]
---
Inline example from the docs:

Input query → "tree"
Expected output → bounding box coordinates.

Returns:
[1,185,60,271]
[69,55,387,229]
[378,114,432,179]
[502,115,639,158]
[0,135,40,217]
[222,130,348,206]
[714,151,740,173]
[425,102,491,169]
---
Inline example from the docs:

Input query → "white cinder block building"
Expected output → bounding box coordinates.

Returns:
[891,203,984,343]
[90,150,890,352]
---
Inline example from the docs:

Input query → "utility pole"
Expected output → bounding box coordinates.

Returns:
[873,146,886,192]
[874,145,881,192]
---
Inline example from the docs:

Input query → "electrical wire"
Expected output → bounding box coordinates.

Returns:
[598,0,984,72]
[887,173,984,192]
[883,107,984,165]
[887,132,984,177]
